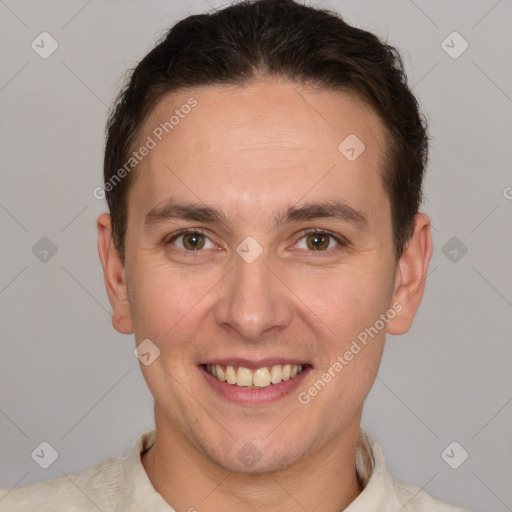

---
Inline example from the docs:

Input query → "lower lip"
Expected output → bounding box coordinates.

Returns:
[199,364,312,405]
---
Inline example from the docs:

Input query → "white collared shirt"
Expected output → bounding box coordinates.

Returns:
[0,429,469,511]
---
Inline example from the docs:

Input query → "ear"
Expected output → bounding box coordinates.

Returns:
[386,213,433,335]
[97,213,133,334]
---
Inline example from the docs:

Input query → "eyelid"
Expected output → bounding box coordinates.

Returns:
[293,228,348,251]
[164,228,212,246]
[165,227,206,241]
[165,227,348,253]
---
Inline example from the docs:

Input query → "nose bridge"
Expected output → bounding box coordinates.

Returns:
[214,246,292,341]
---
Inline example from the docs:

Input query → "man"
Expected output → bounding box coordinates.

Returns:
[0,0,469,510]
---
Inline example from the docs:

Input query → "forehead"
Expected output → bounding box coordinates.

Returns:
[128,80,389,228]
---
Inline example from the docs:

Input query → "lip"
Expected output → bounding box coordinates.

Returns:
[199,363,312,406]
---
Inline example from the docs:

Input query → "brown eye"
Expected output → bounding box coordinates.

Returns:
[167,230,215,251]
[181,232,206,250]
[306,233,330,250]
[295,230,343,252]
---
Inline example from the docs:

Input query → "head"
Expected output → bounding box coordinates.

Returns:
[97,0,432,474]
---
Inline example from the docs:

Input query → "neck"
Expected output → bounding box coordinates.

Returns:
[142,409,364,512]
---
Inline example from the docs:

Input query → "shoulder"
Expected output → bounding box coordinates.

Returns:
[389,476,470,511]
[355,428,470,512]
[0,455,124,512]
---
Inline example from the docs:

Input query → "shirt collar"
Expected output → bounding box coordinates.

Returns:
[115,429,173,511]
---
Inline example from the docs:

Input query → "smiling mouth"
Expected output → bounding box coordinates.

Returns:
[201,363,308,388]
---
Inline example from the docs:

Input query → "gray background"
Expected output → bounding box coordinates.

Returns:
[0,0,511,510]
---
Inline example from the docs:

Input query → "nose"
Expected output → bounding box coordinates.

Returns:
[214,248,293,342]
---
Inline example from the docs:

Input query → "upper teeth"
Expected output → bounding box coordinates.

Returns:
[205,364,304,388]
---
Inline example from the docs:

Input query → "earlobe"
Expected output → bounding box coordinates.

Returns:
[387,213,433,336]
[96,213,134,335]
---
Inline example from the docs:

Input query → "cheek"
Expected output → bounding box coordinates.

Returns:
[313,265,392,399]
[128,262,210,348]
[291,264,393,343]
[131,266,208,401]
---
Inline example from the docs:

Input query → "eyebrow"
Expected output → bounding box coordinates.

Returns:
[144,198,367,231]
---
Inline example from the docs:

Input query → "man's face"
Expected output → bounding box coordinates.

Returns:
[119,81,400,473]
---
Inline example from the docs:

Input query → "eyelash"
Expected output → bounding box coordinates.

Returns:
[164,228,347,256]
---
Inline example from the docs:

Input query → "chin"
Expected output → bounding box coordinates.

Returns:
[203,435,310,475]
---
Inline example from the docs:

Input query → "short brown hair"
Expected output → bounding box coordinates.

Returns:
[103,0,429,263]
